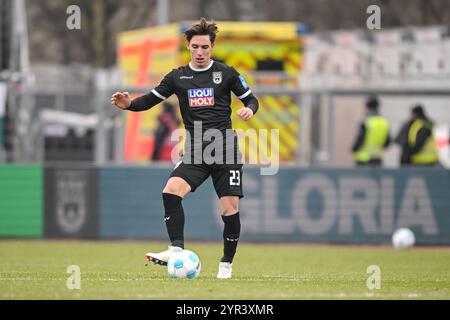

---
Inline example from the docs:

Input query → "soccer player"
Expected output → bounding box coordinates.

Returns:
[111,18,259,279]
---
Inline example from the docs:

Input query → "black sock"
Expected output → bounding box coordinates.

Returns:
[221,212,241,263]
[162,193,185,249]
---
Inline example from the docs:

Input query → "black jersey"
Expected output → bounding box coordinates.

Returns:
[129,60,255,133]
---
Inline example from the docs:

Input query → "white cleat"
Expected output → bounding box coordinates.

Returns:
[145,245,182,266]
[217,262,232,279]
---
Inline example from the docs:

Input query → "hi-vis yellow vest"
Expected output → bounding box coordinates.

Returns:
[408,119,438,164]
[353,116,389,162]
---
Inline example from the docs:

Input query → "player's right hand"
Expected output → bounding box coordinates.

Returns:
[111,92,131,110]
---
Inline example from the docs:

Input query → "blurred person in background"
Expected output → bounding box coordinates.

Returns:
[111,18,259,279]
[395,105,439,166]
[151,102,181,161]
[352,95,391,166]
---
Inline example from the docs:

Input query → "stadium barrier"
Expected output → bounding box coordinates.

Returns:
[44,164,99,238]
[1,165,449,245]
[100,167,450,245]
[100,166,218,240]
[0,165,43,237]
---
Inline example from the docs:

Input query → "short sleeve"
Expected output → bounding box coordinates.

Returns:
[229,67,252,100]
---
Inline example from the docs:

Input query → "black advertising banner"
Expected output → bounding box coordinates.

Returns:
[44,165,98,238]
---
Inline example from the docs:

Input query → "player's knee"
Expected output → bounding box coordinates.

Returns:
[162,184,183,197]
[162,177,191,197]
[220,197,239,215]
[222,208,238,215]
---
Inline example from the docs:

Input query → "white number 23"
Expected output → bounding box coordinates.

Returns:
[229,170,240,186]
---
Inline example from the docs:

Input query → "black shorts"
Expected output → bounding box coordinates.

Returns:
[169,161,243,198]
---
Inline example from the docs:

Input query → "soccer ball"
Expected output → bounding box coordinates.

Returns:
[167,249,201,279]
[392,228,415,249]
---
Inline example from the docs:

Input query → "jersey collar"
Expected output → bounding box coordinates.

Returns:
[189,60,214,72]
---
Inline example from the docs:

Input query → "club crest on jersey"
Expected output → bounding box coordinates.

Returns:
[213,72,222,84]
[188,88,214,107]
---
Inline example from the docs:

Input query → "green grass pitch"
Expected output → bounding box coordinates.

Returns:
[1,240,449,299]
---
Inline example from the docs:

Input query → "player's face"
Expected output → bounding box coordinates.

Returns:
[187,35,214,69]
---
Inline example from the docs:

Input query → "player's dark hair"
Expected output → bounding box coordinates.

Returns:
[185,18,218,43]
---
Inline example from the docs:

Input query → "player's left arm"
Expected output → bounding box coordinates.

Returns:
[237,93,259,121]
[229,68,259,121]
